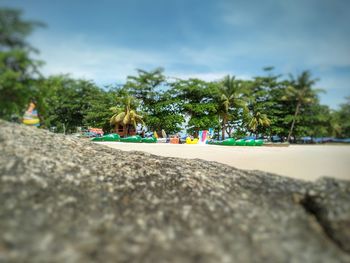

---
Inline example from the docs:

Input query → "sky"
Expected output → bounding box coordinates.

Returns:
[1,0,350,109]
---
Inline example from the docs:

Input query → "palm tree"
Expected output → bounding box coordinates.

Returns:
[126,67,165,104]
[282,71,322,142]
[110,96,144,137]
[248,111,271,138]
[218,75,247,139]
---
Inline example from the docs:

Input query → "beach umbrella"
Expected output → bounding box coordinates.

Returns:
[162,129,167,138]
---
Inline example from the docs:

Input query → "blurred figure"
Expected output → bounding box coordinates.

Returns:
[22,99,40,127]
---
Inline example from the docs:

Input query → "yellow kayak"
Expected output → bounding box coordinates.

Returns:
[23,118,40,125]
[186,137,198,144]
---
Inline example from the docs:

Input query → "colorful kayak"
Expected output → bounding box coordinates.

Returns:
[207,138,264,146]
[235,139,246,146]
[141,137,157,143]
[119,135,142,143]
[254,139,264,146]
[208,138,236,146]
[186,137,199,144]
[245,139,256,146]
[91,134,120,142]
[236,139,264,146]
[23,118,40,125]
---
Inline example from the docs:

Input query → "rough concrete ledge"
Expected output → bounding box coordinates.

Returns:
[0,120,349,263]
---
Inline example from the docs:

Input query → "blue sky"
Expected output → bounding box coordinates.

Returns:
[2,0,350,109]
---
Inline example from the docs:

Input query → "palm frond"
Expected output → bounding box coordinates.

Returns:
[123,111,130,125]
[110,112,125,124]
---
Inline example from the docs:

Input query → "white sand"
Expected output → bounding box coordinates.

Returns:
[96,142,350,181]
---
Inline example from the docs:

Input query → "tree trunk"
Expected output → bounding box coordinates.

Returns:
[227,126,233,138]
[287,102,301,142]
[194,128,199,138]
[222,115,227,140]
[123,125,127,138]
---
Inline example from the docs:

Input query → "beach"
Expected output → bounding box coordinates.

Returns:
[97,142,350,181]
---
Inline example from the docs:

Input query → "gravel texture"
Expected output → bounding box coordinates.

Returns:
[0,120,349,263]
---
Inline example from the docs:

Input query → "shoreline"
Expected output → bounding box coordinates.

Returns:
[95,142,350,181]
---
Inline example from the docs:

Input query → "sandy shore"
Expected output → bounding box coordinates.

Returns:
[96,142,350,181]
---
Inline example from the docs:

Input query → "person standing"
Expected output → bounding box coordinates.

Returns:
[22,99,40,127]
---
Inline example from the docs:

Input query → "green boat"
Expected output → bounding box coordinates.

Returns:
[235,139,264,146]
[91,133,120,142]
[254,139,264,146]
[119,135,142,143]
[245,139,256,146]
[141,137,157,143]
[208,138,236,146]
[235,139,246,146]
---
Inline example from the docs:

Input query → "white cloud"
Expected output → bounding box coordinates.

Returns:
[29,29,349,109]
[219,0,350,69]
[30,32,250,85]
[178,47,227,67]
[30,33,168,84]
[168,72,250,82]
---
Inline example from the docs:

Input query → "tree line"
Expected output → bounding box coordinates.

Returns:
[1,8,349,140]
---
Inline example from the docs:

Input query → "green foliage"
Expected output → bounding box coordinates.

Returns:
[230,126,247,139]
[110,95,144,128]
[217,75,248,138]
[244,72,282,136]
[0,8,45,50]
[248,112,271,134]
[0,8,44,121]
[333,97,350,138]
[143,89,184,134]
[125,67,165,105]
[264,80,292,136]
[41,75,111,133]
[0,50,43,120]
[281,71,323,140]
[0,8,344,140]
[173,78,219,135]
[83,89,116,132]
[125,68,183,134]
